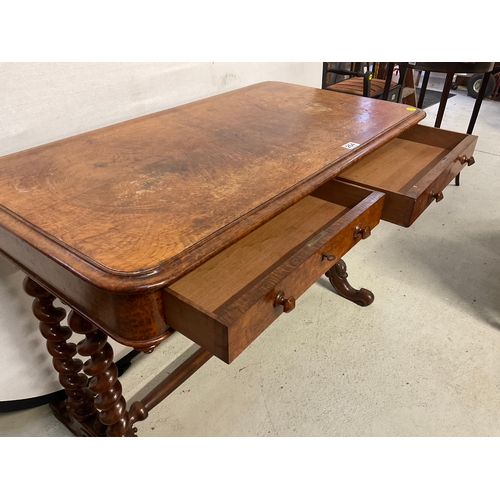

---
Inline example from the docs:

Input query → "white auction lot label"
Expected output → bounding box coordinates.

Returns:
[342,142,360,150]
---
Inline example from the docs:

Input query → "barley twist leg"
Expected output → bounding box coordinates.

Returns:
[67,310,134,437]
[22,277,96,421]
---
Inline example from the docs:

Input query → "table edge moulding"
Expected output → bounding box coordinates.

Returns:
[0,81,477,436]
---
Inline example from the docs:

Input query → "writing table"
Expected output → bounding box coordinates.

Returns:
[0,82,477,436]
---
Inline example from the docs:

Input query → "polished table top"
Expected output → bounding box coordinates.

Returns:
[0,82,424,294]
[0,81,431,436]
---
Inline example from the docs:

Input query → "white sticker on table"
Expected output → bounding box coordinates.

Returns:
[342,142,360,150]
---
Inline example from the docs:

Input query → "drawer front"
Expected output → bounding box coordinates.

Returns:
[163,186,384,363]
[338,125,478,227]
[404,133,477,226]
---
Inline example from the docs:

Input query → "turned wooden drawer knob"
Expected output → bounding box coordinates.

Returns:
[429,191,444,203]
[321,253,336,262]
[458,155,475,166]
[354,225,371,240]
[274,291,296,312]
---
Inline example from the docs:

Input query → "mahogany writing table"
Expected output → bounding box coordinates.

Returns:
[0,82,477,436]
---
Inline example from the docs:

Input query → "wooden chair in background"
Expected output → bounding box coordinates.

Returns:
[322,63,411,103]
[411,62,495,185]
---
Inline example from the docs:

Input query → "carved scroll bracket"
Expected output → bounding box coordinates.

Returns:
[325,259,374,307]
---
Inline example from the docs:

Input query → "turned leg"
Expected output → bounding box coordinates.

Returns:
[23,277,97,423]
[67,311,134,437]
[325,259,374,307]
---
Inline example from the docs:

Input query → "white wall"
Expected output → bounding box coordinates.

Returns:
[0,62,322,402]
[0,62,322,157]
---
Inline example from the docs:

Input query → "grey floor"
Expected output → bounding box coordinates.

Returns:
[1,83,499,437]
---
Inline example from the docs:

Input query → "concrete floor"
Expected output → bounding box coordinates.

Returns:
[1,84,499,437]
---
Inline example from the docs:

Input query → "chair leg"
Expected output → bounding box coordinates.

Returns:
[382,62,395,100]
[455,72,491,187]
[321,62,329,89]
[467,72,491,134]
[417,71,430,108]
[434,71,454,128]
[396,66,408,103]
[436,68,457,189]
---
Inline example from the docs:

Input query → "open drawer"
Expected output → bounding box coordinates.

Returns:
[337,124,477,227]
[163,181,384,363]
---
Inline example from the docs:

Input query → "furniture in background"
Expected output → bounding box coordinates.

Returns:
[411,62,495,186]
[322,63,410,103]
[414,62,495,132]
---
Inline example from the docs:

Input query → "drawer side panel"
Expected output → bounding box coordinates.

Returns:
[162,288,230,362]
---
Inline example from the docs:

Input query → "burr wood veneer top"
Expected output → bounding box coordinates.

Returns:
[0,81,424,291]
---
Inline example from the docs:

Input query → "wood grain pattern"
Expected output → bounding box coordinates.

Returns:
[338,125,478,227]
[163,184,385,363]
[337,138,446,192]
[220,193,385,363]
[0,81,424,292]
[0,226,171,347]
[168,195,348,312]
[4,80,482,436]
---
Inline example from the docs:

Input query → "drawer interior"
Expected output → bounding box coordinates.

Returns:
[338,124,469,194]
[168,189,356,314]
[164,180,383,362]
